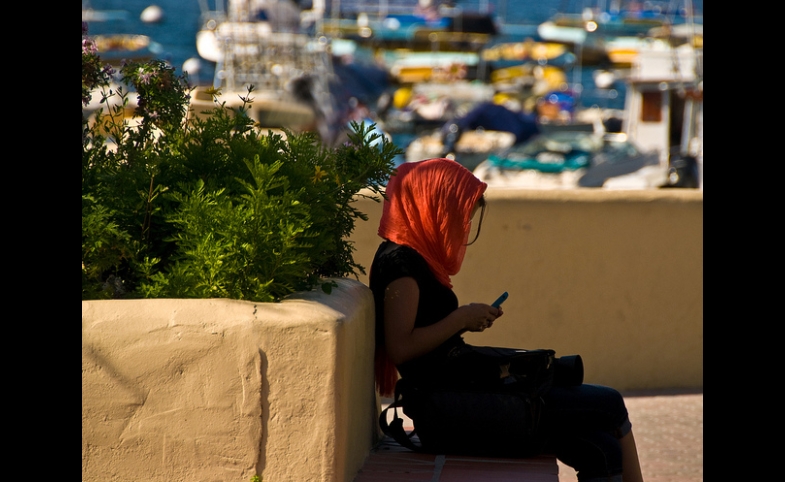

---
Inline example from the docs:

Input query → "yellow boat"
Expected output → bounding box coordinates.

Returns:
[490,64,566,90]
[482,40,567,63]
[91,34,161,66]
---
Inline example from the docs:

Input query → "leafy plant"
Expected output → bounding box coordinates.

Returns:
[82,23,400,301]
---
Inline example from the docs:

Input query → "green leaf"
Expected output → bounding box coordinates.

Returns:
[321,282,333,295]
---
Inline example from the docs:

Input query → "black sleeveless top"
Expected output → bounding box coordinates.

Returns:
[369,240,467,380]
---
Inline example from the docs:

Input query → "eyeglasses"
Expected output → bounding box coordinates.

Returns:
[465,199,486,246]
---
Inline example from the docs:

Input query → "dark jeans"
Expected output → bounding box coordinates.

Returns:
[540,384,632,481]
[403,344,632,480]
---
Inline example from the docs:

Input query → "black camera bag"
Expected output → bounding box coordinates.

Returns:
[379,347,578,457]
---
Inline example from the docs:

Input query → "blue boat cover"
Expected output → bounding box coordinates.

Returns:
[441,102,540,145]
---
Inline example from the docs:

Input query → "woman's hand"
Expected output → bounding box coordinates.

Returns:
[383,278,506,364]
[460,303,504,332]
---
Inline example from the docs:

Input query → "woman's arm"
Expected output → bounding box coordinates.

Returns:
[383,276,504,365]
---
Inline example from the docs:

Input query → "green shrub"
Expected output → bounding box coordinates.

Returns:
[82,24,400,301]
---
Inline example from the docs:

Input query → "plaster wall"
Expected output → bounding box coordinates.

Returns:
[349,188,703,391]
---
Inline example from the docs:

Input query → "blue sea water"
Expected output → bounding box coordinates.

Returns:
[83,0,703,110]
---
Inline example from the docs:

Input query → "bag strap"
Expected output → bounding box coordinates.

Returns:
[379,380,424,452]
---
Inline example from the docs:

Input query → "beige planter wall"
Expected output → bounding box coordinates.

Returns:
[349,188,703,391]
[82,278,376,482]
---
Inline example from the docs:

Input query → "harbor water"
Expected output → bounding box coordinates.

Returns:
[83,0,703,112]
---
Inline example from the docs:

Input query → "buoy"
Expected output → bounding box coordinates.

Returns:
[183,58,201,76]
[140,5,163,24]
[393,87,413,110]
[593,70,615,89]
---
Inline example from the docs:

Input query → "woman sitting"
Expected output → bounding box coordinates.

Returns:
[370,158,644,482]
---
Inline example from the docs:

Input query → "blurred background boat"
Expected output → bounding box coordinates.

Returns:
[473,131,665,189]
[407,128,516,171]
[318,0,499,52]
[536,0,702,66]
[82,0,130,23]
[622,35,702,188]
[83,0,703,187]
[89,33,164,67]
[190,0,338,137]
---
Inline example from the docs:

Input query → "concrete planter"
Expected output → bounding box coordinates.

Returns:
[82,278,377,482]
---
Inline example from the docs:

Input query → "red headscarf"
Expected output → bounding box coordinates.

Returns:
[374,158,487,397]
[378,158,487,288]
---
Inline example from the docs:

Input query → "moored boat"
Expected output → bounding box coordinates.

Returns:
[406,128,516,172]
[318,0,499,53]
[536,1,701,67]
[192,0,339,138]
[91,34,164,67]
[621,36,703,188]
[473,131,666,189]
[603,21,703,68]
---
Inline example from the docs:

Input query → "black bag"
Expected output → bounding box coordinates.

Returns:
[379,347,564,457]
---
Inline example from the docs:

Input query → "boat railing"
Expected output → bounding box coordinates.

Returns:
[327,0,421,20]
[215,26,334,111]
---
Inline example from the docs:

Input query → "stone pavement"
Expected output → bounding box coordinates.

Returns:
[368,388,703,482]
[557,388,703,482]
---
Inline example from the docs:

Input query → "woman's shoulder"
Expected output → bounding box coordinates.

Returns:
[373,242,429,280]
[376,242,425,265]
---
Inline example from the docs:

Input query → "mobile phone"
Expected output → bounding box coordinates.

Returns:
[491,292,508,308]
